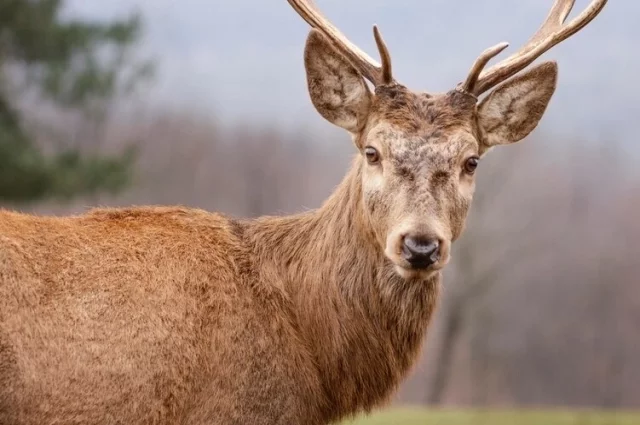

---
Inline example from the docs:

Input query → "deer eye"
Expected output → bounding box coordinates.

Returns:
[464,156,479,174]
[364,146,380,164]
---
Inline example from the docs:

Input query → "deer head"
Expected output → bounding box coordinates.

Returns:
[288,0,607,280]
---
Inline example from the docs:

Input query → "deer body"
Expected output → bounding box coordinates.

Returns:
[0,0,607,423]
[0,165,437,425]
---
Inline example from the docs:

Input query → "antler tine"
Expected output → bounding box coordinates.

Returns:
[373,25,393,85]
[526,0,576,46]
[287,0,393,86]
[464,0,608,96]
[460,42,509,94]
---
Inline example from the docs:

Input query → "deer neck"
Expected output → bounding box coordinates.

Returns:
[246,158,440,418]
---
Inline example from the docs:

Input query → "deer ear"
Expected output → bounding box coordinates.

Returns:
[477,61,558,147]
[304,29,372,133]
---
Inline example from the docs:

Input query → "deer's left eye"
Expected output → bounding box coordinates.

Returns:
[464,156,479,174]
[364,146,380,164]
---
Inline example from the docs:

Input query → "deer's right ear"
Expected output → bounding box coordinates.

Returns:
[304,29,372,133]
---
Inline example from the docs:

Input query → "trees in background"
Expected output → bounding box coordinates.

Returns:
[0,0,152,202]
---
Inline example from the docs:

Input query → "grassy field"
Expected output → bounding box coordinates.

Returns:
[341,407,640,425]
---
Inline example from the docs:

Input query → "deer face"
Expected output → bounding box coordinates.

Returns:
[303,30,557,279]
[357,88,480,279]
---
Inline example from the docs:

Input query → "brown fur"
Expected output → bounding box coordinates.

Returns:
[0,23,562,425]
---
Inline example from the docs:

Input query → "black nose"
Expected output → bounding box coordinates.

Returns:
[401,235,440,269]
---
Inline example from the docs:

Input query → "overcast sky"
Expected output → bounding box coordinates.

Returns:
[65,1,638,147]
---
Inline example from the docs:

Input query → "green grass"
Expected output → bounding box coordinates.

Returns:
[341,407,640,425]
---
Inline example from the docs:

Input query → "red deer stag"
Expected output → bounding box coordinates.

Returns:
[0,1,608,424]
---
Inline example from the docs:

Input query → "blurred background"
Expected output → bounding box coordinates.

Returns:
[1,0,638,423]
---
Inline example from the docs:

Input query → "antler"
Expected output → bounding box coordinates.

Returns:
[287,0,393,86]
[461,0,608,96]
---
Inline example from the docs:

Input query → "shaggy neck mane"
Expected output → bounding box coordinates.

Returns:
[243,158,440,421]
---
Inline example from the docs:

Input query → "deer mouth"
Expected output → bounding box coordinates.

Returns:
[385,248,450,280]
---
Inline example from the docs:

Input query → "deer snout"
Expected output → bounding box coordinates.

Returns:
[401,235,440,269]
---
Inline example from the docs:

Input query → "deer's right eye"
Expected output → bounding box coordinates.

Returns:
[364,146,380,164]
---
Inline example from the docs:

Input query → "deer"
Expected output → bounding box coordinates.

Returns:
[0,1,608,424]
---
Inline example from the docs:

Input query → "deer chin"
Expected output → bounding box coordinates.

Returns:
[392,264,442,281]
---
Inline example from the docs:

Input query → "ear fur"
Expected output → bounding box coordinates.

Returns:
[304,29,372,133]
[477,61,558,147]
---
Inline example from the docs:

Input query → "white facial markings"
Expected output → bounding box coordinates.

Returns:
[361,122,402,195]
[362,164,384,194]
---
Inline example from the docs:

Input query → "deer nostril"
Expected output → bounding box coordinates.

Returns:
[401,235,440,269]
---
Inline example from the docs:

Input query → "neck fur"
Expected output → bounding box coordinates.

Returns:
[245,158,440,420]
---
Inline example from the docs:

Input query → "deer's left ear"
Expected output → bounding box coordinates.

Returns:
[477,61,558,147]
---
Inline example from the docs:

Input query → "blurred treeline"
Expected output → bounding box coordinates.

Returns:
[2,1,638,410]
[0,0,151,202]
